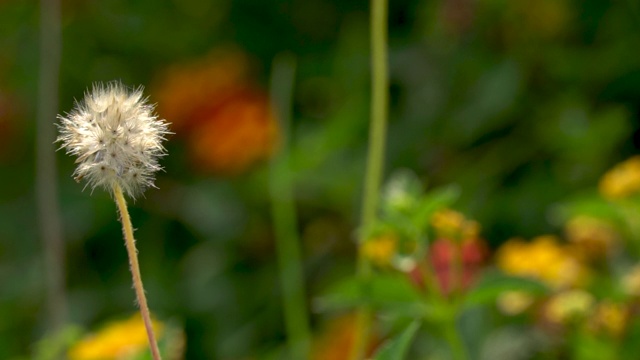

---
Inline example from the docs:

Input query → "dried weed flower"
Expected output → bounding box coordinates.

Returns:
[57,81,169,198]
[57,81,168,360]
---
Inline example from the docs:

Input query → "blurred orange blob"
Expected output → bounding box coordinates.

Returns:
[155,49,279,174]
[311,314,378,360]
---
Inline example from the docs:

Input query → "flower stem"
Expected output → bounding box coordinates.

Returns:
[269,52,311,359]
[113,184,162,360]
[443,317,467,360]
[351,0,389,358]
[36,0,66,332]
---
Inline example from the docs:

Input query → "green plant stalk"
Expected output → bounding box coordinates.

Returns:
[351,0,389,358]
[269,53,311,359]
[113,184,162,360]
[443,317,467,360]
[36,0,66,333]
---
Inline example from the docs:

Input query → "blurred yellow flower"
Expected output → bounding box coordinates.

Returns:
[496,235,588,288]
[361,234,398,267]
[599,156,640,199]
[588,301,627,338]
[565,216,617,261]
[496,290,535,316]
[68,314,164,360]
[622,264,640,297]
[544,289,594,325]
[431,209,480,241]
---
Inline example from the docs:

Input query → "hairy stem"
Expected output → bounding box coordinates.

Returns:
[351,0,389,358]
[113,184,162,360]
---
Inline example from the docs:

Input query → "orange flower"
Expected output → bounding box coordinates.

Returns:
[311,314,378,360]
[155,49,279,174]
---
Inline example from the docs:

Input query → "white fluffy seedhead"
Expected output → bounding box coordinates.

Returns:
[57,81,170,198]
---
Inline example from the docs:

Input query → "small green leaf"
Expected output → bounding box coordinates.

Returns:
[314,274,424,313]
[412,185,461,231]
[463,271,549,309]
[373,321,421,360]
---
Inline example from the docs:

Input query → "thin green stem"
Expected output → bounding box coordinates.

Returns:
[269,53,311,359]
[113,184,162,360]
[351,0,389,359]
[36,0,66,333]
[443,318,467,360]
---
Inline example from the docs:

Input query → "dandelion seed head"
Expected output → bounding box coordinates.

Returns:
[57,81,170,198]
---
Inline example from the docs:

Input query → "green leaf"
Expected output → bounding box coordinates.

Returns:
[463,271,549,309]
[411,185,461,231]
[373,321,421,360]
[314,274,425,314]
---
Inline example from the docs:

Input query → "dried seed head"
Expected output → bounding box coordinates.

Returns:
[57,81,170,198]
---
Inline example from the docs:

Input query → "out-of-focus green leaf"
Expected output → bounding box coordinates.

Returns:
[463,271,549,309]
[411,185,461,232]
[372,321,421,360]
[32,326,82,360]
[314,274,425,314]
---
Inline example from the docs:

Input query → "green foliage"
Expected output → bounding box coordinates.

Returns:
[463,271,550,309]
[373,321,421,360]
[1,0,640,358]
[315,274,424,314]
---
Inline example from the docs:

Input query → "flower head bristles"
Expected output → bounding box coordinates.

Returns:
[57,81,169,198]
[57,81,166,360]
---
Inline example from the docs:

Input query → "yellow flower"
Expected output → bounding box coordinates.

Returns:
[544,289,594,325]
[622,264,640,297]
[361,234,398,267]
[496,235,588,288]
[565,216,617,261]
[496,290,535,316]
[588,301,627,338]
[431,209,480,241]
[68,314,164,360]
[599,156,640,199]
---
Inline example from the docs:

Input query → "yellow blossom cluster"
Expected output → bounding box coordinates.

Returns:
[588,301,628,338]
[544,289,594,324]
[68,314,164,360]
[599,156,640,199]
[495,235,588,289]
[565,216,617,261]
[622,264,640,297]
[361,234,398,267]
[431,208,480,241]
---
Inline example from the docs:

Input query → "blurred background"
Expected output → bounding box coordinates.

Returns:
[0,0,639,358]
